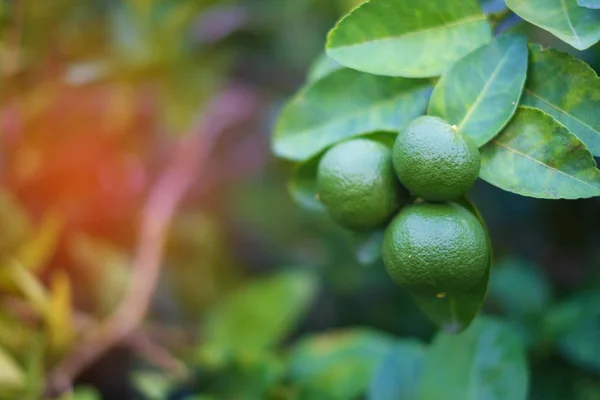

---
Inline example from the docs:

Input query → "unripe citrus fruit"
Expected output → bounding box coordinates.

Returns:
[317,138,409,231]
[392,116,480,201]
[382,202,489,293]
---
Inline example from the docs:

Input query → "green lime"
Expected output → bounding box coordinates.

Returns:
[392,116,480,202]
[382,202,489,293]
[317,138,409,231]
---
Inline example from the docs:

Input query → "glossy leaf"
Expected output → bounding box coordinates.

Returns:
[480,106,600,199]
[326,0,492,77]
[544,291,600,374]
[428,34,528,146]
[288,329,396,400]
[505,0,600,50]
[409,199,491,333]
[202,270,317,354]
[577,0,600,8]
[418,317,528,400]
[307,53,343,83]
[522,46,600,156]
[367,340,426,400]
[273,69,431,161]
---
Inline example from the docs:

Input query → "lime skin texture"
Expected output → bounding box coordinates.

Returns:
[393,116,481,202]
[317,138,410,231]
[382,202,489,294]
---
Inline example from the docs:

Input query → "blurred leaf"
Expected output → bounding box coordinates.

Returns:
[20,337,45,400]
[46,270,75,355]
[0,189,31,254]
[0,260,48,315]
[326,0,491,77]
[418,316,528,400]
[488,258,551,319]
[288,329,396,399]
[307,53,343,83]
[0,346,24,390]
[578,0,600,8]
[202,270,317,354]
[479,0,508,13]
[16,211,63,273]
[273,68,431,161]
[428,34,528,146]
[409,199,491,333]
[197,353,285,399]
[132,371,175,400]
[68,234,131,316]
[545,291,600,374]
[355,230,385,266]
[521,45,600,156]
[60,387,101,400]
[367,340,426,400]
[505,0,600,50]
[480,106,600,199]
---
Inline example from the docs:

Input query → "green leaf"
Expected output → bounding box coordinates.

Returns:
[418,316,528,400]
[202,270,317,354]
[367,340,426,400]
[428,34,528,146]
[480,106,600,199]
[544,291,600,374]
[577,0,600,8]
[288,329,396,400]
[505,0,600,50]
[273,69,431,161]
[326,0,492,77]
[70,387,102,400]
[409,199,491,333]
[307,53,343,83]
[487,258,551,319]
[521,46,600,157]
[288,131,397,213]
[0,346,24,390]
[131,372,174,400]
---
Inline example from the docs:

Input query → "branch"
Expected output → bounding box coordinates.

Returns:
[45,85,260,396]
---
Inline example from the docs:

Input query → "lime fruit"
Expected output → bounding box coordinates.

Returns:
[317,138,409,231]
[392,116,480,202]
[382,202,489,293]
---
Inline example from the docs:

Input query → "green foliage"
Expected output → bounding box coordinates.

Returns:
[521,45,600,156]
[202,270,317,354]
[505,0,600,50]
[577,0,600,8]
[545,291,600,374]
[428,34,528,146]
[480,107,600,199]
[367,340,426,400]
[326,0,492,77]
[418,317,528,400]
[273,69,431,161]
[273,0,600,334]
[287,329,396,399]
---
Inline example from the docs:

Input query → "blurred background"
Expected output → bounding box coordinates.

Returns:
[0,0,600,399]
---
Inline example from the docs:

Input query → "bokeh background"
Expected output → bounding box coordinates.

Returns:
[1,0,600,399]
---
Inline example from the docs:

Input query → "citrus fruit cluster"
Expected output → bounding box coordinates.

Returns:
[317,116,490,295]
